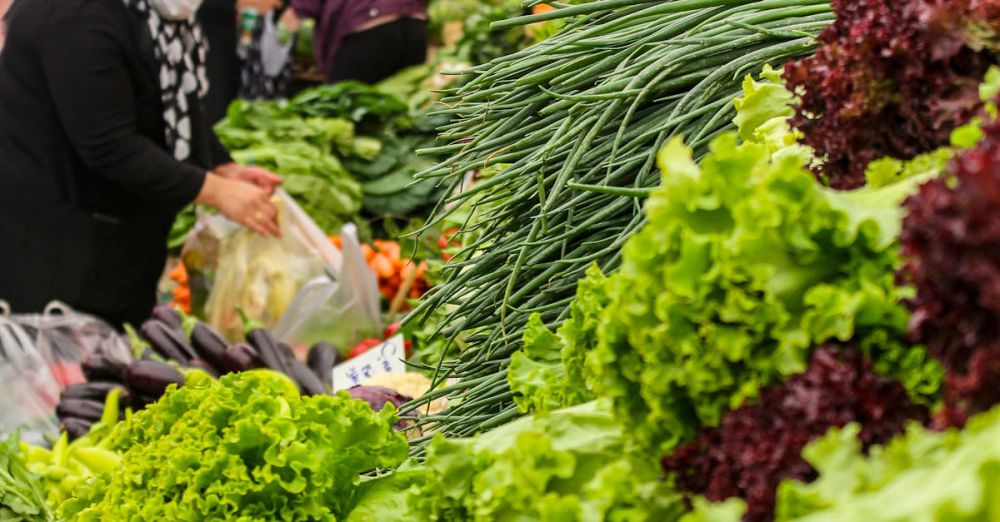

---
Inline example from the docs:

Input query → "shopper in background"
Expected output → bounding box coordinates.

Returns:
[198,0,285,121]
[0,0,283,327]
[281,0,429,85]
[238,1,297,99]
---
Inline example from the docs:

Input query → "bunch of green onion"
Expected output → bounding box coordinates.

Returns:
[405,0,834,448]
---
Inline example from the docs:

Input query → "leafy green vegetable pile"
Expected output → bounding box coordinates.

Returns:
[214,82,446,230]
[406,0,837,442]
[682,402,1000,521]
[775,404,1000,521]
[453,1,532,67]
[410,401,684,522]
[60,371,408,521]
[508,70,944,453]
[0,432,50,521]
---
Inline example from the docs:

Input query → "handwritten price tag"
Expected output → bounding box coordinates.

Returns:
[331,335,406,391]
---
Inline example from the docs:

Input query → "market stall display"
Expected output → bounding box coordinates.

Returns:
[405,0,839,439]
[4,0,1000,521]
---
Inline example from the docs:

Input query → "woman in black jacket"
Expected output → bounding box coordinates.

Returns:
[0,0,282,327]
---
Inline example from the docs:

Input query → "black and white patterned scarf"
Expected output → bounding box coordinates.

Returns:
[124,0,209,161]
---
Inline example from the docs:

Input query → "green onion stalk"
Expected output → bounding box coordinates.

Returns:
[403,0,834,450]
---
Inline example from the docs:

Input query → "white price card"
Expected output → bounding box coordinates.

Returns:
[332,335,406,391]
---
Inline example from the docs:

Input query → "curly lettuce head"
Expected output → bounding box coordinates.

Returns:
[584,130,942,452]
[61,370,408,521]
[412,401,684,522]
[774,404,1000,521]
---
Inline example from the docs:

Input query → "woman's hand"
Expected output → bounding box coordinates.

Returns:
[196,173,281,237]
[279,7,302,32]
[215,163,283,194]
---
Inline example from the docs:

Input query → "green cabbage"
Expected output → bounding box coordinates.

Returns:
[60,371,408,521]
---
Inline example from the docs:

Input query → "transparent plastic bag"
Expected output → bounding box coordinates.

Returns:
[0,301,130,444]
[204,190,343,340]
[181,210,241,316]
[9,301,128,388]
[0,315,59,445]
[273,223,382,353]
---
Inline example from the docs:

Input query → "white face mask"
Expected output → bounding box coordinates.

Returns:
[148,0,204,20]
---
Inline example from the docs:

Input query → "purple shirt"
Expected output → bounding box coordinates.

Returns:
[291,0,426,79]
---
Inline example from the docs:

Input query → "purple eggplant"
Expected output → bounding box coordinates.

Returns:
[224,343,264,373]
[151,305,184,334]
[188,359,219,377]
[61,382,121,402]
[62,417,94,440]
[141,320,196,364]
[56,399,105,422]
[124,360,184,397]
[246,329,292,375]
[81,354,128,383]
[288,359,328,396]
[190,322,229,372]
[307,342,338,390]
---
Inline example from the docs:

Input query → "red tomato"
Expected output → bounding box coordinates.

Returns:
[384,322,401,338]
[348,338,382,359]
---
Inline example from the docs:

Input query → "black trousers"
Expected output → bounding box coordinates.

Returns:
[327,17,428,85]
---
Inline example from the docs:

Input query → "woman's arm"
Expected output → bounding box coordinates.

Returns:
[37,1,280,235]
[36,1,205,210]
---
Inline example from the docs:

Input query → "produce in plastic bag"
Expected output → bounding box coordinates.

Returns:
[0,314,59,445]
[0,301,130,445]
[180,210,239,316]
[204,190,342,341]
[10,301,129,388]
[273,223,382,354]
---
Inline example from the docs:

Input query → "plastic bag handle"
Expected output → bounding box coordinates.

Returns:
[0,300,9,317]
[43,301,74,317]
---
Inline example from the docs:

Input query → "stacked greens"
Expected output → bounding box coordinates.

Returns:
[0,432,50,521]
[337,402,684,522]
[683,403,1000,521]
[60,371,408,521]
[407,0,837,441]
[407,402,683,522]
[204,82,445,236]
[775,405,1000,521]
[501,69,945,453]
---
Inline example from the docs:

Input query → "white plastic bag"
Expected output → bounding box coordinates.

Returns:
[10,302,128,388]
[0,301,130,444]
[273,223,382,353]
[260,12,294,77]
[203,190,344,340]
[0,314,60,445]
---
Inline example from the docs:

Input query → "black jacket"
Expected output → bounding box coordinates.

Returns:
[0,0,231,326]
